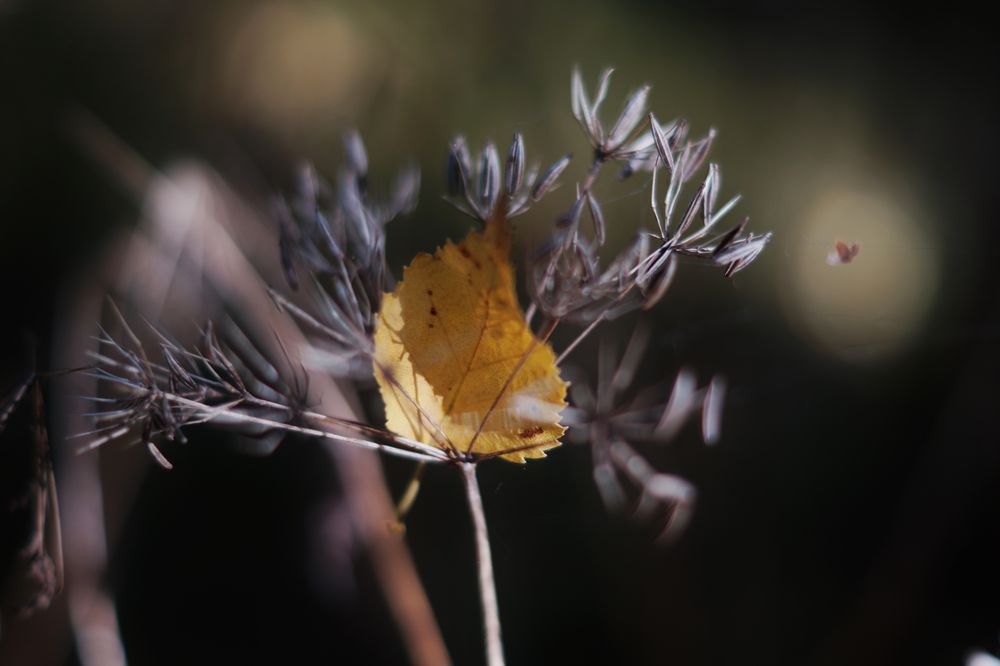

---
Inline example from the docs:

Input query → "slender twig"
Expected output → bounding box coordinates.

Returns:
[553,275,645,366]
[555,311,605,365]
[462,463,504,666]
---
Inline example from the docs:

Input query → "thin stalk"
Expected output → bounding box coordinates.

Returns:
[580,156,604,197]
[87,389,449,464]
[564,157,604,239]
[554,280,640,366]
[462,463,504,666]
[524,302,537,327]
[394,462,427,525]
[555,311,605,366]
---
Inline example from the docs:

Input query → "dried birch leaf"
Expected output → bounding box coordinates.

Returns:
[373,215,567,462]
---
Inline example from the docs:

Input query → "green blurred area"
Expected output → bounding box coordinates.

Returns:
[2,1,999,665]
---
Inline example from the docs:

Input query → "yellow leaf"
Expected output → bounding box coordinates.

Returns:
[373,215,567,463]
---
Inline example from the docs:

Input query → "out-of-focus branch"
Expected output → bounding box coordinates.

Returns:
[69,111,450,666]
[51,245,132,666]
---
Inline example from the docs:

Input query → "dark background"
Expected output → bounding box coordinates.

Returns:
[2,1,1000,664]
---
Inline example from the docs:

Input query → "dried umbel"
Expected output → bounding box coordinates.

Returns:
[445,134,571,221]
[563,326,726,542]
[83,68,771,666]
[272,134,419,377]
[527,69,770,326]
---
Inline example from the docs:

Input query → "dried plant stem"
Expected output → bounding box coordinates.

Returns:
[579,157,604,198]
[148,391,448,463]
[394,462,426,523]
[555,311,605,365]
[554,280,640,366]
[561,157,602,235]
[462,463,504,666]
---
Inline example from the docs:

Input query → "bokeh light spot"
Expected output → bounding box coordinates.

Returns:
[222,4,375,133]
[782,187,939,362]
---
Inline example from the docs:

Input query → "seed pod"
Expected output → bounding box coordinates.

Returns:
[531,153,571,201]
[505,133,525,196]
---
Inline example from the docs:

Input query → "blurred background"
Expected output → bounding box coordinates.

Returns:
[2,1,999,664]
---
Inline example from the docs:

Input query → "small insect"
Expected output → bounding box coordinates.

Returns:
[826,239,861,265]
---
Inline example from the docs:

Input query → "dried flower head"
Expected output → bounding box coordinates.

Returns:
[530,73,770,325]
[273,136,419,378]
[80,67,773,666]
[563,327,725,541]
[445,133,571,221]
[84,65,772,498]
[572,67,652,162]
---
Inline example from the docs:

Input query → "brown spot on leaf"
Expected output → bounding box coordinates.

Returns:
[458,246,481,269]
[518,426,544,439]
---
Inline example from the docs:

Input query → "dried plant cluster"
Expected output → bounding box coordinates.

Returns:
[82,68,771,665]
